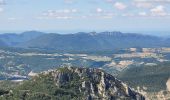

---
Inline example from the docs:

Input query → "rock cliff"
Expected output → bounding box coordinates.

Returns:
[1,67,145,100]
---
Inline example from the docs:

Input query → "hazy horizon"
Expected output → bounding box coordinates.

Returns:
[0,0,170,36]
[0,30,170,37]
[0,1,170,99]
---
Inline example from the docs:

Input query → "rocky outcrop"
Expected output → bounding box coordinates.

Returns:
[1,67,144,100]
[166,78,170,91]
[42,67,145,100]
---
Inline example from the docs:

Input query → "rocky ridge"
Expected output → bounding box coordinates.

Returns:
[0,67,145,100]
[41,67,145,100]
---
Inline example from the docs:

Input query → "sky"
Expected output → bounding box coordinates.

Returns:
[0,0,170,35]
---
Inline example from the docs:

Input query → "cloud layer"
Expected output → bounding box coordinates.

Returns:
[1,0,170,20]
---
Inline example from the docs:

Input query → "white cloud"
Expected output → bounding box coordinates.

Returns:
[150,5,167,16]
[114,2,127,10]
[133,0,170,10]
[133,5,170,17]
[38,8,116,20]
[122,13,135,17]
[105,0,114,3]
[151,5,164,12]
[134,0,170,3]
[46,9,78,14]
[134,2,153,8]
[64,0,75,4]
[8,17,16,21]
[96,8,103,13]
[71,9,77,13]
[93,8,116,19]
[0,7,3,12]
[0,0,5,5]
[138,12,147,16]
[38,16,72,20]
[0,0,5,13]
[39,9,78,19]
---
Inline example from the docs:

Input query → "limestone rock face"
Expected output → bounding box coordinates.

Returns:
[44,67,145,100]
[166,78,170,91]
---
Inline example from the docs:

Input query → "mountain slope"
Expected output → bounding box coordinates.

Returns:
[19,31,168,51]
[20,33,104,51]
[0,67,145,100]
[0,31,169,51]
[0,39,7,47]
[117,62,170,92]
[0,31,44,46]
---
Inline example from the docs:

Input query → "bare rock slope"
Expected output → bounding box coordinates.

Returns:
[1,67,145,100]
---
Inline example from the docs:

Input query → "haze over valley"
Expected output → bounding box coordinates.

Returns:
[0,31,170,99]
[1,0,170,99]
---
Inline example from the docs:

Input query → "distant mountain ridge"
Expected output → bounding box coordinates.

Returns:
[0,31,45,46]
[0,31,170,51]
[0,39,7,47]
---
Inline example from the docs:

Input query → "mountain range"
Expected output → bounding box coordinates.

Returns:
[0,39,6,47]
[0,31,169,51]
[0,31,44,46]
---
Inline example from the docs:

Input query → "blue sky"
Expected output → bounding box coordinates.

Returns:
[0,0,170,35]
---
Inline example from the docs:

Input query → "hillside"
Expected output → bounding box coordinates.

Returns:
[18,31,169,51]
[19,33,107,51]
[117,62,170,92]
[0,67,145,100]
[0,39,7,47]
[0,31,44,46]
[0,31,170,51]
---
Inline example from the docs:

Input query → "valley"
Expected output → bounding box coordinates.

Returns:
[1,0,170,99]
[0,32,170,99]
[0,47,170,81]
